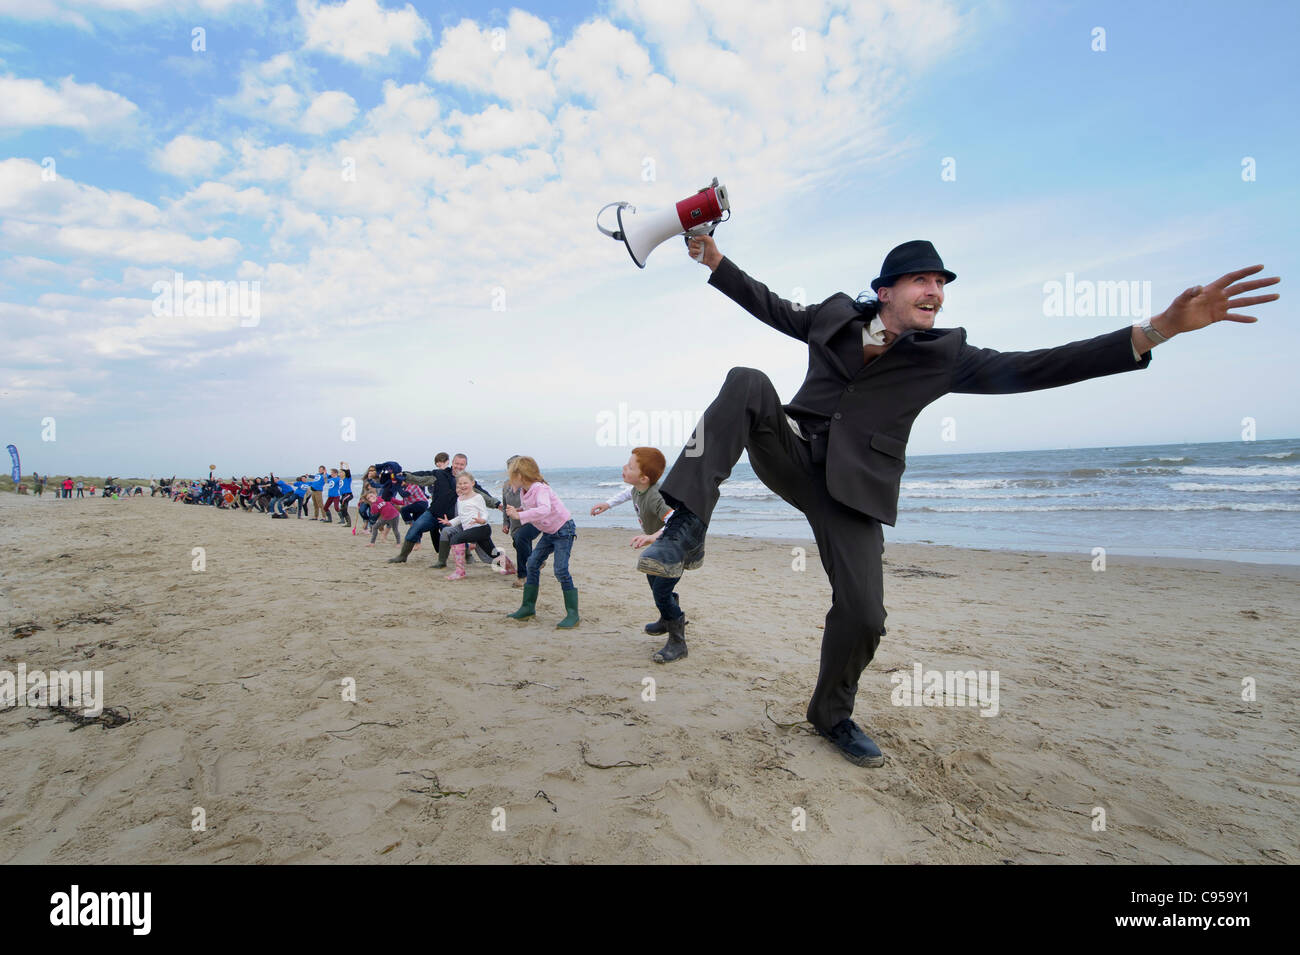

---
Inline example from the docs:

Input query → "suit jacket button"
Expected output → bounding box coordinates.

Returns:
[833,412,842,420]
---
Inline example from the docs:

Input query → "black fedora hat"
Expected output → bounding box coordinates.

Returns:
[871,240,956,292]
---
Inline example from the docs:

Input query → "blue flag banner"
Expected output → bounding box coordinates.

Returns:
[6,445,19,483]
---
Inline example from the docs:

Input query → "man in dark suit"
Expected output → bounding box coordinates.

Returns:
[637,235,1279,767]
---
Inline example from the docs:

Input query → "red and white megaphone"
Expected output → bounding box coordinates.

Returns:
[597,177,730,268]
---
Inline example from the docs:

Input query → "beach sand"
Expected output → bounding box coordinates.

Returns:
[1,492,1296,864]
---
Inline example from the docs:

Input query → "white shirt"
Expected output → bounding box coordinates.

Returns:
[448,494,491,528]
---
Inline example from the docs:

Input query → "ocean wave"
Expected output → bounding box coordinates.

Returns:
[1118,457,1190,465]
[1250,451,1298,460]
[906,502,1300,513]
[1170,482,1300,493]
[901,490,1093,500]
[1182,465,1300,477]
[720,480,782,500]
[904,478,1061,490]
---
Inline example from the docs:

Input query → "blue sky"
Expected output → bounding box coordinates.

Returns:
[1,0,1296,478]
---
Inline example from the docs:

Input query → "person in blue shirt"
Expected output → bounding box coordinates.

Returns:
[323,469,342,524]
[269,475,294,518]
[337,462,354,528]
[289,477,309,518]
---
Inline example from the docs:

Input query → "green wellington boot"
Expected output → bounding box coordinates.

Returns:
[507,584,538,620]
[556,588,580,629]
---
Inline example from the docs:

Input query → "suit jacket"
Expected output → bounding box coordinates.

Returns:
[709,257,1152,526]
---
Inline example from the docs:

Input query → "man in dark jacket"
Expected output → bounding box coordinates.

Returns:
[637,234,1279,768]
[393,452,504,566]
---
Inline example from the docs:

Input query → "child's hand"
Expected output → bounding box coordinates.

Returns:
[474,516,486,525]
[505,505,519,519]
[631,534,653,548]
[591,503,609,516]
[438,516,450,525]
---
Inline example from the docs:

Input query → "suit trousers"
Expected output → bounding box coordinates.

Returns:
[661,366,886,730]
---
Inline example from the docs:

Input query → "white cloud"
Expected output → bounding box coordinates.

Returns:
[155,135,227,178]
[299,0,431,64]
[449,104,551,154]
[300,90,359,134]
[0,255,93,286]
[0,0,262,27]
[228,138,299,184]
[3,220,240,267]
[169,181,276,223]
[225,57,305,127]
[428,10,556,109]
[0,74,138,131]
[0,158,161,228]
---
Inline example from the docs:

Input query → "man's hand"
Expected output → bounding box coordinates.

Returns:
[630,534,654,548]
[687,234,722,271]
[1159,265,1280,336]
[591,502,609,516]
[1134,265,1279,355]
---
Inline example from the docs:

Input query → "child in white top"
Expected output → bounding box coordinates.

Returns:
[437,472,511,580]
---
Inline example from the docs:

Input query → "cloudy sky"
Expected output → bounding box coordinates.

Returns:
[1,0,1296,479]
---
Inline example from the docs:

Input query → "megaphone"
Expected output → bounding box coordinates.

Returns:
[597,177,730,268]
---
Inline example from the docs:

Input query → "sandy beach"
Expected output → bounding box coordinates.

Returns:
[1,491,1296,864]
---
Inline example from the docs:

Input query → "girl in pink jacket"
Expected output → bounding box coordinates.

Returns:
[505,456,579,629]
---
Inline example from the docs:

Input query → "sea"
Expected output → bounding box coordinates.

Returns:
[495,438,1300,566]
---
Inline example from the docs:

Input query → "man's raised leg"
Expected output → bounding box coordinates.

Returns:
[641,366,801,578]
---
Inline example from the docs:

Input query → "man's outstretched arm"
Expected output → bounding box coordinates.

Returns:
[953,265,1280,394]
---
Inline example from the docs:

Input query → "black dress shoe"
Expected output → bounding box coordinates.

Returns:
[815,718,884,768]
[636,507,706,578]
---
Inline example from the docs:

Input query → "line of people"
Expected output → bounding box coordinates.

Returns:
[154,447,684,654]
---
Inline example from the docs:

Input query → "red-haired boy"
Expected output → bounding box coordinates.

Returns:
[591,447,689,663]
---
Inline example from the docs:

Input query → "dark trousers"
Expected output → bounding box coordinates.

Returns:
[511,523,540,580]
[648,574,683,620]
[403,508,445,544]
[660,366,886,732]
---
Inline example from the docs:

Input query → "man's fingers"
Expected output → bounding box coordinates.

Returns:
[1225,276,1280,296]
[1223,313,1261,323]
[1227,293,1280,308]
[1209,264,1265,290]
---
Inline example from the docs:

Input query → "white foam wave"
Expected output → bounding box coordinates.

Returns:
[1182,465,1300,477]
[1170,482,1300,493]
